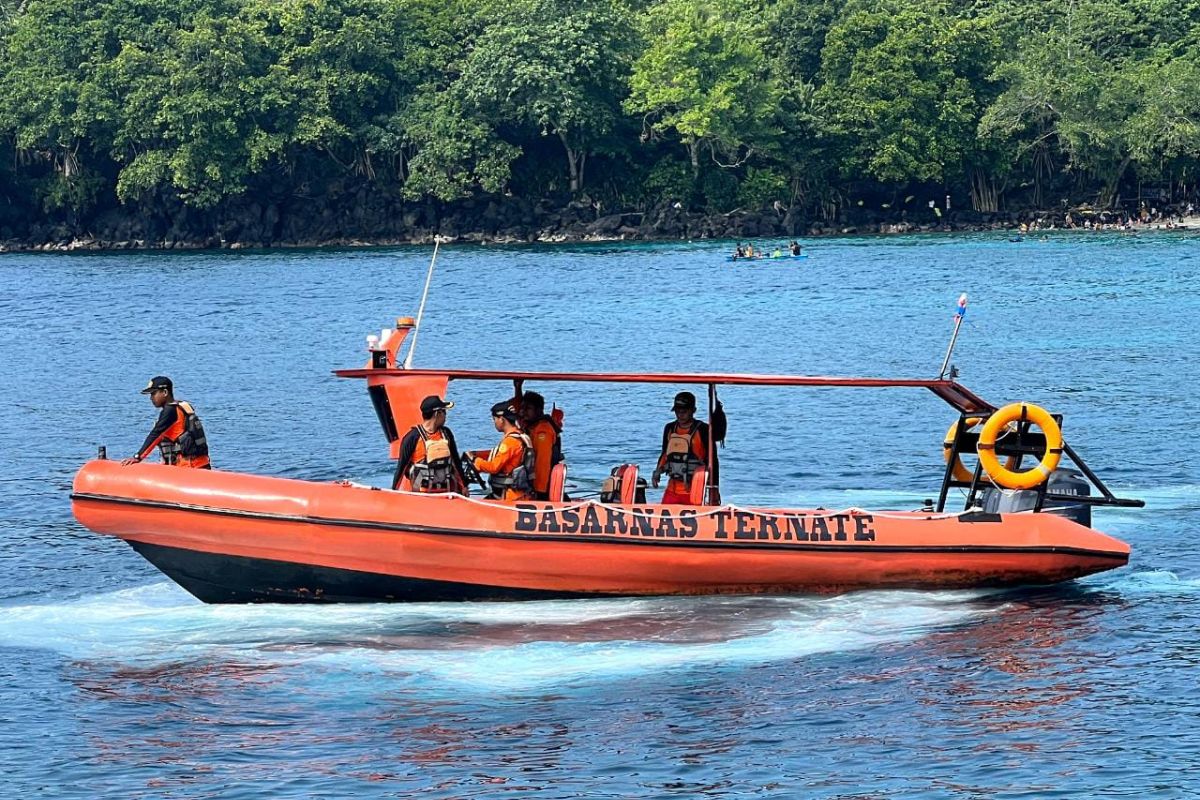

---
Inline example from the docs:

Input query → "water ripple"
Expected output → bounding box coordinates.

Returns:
[1,234,1198,797]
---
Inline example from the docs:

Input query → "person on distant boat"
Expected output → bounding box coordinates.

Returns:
[652,391,718,504]
[122,376,211,468]
[773,246,783,258]
[789,240,802,256]
[733,243,745,259]
[518,391,564,500]
[474,402,534,501]
[392,395,467,493]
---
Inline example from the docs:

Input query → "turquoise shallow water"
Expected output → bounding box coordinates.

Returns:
[0,233,1198,797]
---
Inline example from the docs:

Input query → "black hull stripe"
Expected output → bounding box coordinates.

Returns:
[71,492,1128,561]
[130,541,610,603]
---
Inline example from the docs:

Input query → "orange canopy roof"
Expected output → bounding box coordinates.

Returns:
[334,367,994,413]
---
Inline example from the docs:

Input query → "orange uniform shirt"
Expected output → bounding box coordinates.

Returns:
[526,418,559,495]
[474,433,530,500]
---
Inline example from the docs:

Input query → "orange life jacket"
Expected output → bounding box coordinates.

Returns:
[476,432,533,500]
[407,427,456,492]
[526,416,563,494]
[658,422,705,493]
[159,402,210,469]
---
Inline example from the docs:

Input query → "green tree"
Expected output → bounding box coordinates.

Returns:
[817,0,996,188]
[773,0,840,82]
[624,0,781,178]
[400,89,520,200]
[454,0,635,194]
[0,0,147,211]
[979,0,1200,208]
[1123,49,1200,172]
[981,24,1127,206]
[110,10,284,206]
[257,0,407,181]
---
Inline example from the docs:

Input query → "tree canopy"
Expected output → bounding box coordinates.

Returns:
[2,0,1199,224]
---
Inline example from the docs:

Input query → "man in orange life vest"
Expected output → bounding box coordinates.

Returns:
[392,395,468,493]
[652,390,718,504]
[121,376,211,468]
[473,401,533,501]
[518,391,563,500]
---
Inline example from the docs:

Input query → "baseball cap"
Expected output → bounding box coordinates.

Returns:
[490,401,518,422]
[672,391,696,410]
[141,376,173,394]
[420,395,454,415]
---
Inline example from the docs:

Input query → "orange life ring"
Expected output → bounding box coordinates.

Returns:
[977,403,1063,489]
[942,417,1018,482]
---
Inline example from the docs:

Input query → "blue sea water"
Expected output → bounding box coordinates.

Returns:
[0,233,1198,798]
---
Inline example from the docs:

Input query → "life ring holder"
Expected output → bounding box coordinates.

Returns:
[977,403,1063,489]
[942,417,1019,483]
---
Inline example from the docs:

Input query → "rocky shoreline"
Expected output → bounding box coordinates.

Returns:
[0,195,1192,253]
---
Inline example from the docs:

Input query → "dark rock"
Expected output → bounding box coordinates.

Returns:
[586,214,625,235]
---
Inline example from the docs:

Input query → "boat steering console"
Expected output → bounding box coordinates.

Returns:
[459,451,487,491]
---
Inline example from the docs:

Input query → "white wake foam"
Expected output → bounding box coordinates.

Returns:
[0,582,996,691]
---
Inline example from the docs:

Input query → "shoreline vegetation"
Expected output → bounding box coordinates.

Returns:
[4,0,1200,254]
[1,203,1197,253]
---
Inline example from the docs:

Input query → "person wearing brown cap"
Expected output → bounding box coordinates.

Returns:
[392,395,468,493]
[652,390,717,504]
[473,401,533,501]
[121,376,211,468]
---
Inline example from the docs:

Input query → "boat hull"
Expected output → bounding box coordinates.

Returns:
[71,461,1131,603]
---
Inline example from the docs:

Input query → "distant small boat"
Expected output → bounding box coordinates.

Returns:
[726,254,808,262]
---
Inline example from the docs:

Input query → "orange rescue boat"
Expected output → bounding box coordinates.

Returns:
[70,318,1141,603]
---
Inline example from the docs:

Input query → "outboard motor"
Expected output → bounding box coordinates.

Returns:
[980,468,1092,527]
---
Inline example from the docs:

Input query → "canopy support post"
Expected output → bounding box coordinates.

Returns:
[706,382,717,506]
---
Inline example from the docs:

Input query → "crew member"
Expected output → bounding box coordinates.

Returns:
[392,395,467,493]
[474,402,533,501]
[122,376,211,468]
[652,391,718,504]
[518,391,563,500]
[789,240,802,256]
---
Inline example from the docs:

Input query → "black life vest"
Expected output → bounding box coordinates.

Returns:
[407,427,455,492]
[160,401,208,464]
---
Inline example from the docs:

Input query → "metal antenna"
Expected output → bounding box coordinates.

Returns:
[937,293,968,379]
[404,236,446,369]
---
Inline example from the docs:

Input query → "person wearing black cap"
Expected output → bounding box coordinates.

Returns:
[122,376,211,468]
[392,395,468,493]
[518,390,563,500]
[473,401,533,501]
[652,390,718,504]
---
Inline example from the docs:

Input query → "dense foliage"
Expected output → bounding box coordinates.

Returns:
[2,0,1200,229]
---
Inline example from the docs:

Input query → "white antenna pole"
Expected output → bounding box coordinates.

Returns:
[404,236,445,369]
[938,293,968,379]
